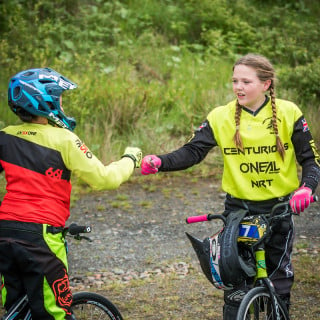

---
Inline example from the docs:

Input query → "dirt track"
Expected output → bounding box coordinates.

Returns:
[67,174,320,279]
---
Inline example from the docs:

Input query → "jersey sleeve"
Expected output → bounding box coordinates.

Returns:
[62,133,135,190]
[0,132,3,173]
[158,120,218,171]
[292,115,320,192]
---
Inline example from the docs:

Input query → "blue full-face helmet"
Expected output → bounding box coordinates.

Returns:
[8,68,77,130]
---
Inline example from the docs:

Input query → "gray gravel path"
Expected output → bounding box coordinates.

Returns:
[67,176,320,281]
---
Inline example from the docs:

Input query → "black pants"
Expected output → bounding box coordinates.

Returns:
[0,220,73,320]
[223,194,294,319]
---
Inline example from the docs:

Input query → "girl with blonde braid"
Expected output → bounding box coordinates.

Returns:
[141,53,320,319]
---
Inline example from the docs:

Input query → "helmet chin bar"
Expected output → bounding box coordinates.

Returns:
[48,112,76,131]
[186,209,256,290]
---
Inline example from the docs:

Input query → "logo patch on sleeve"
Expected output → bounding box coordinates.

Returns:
[301,118,309,132]
[196,122,207,131]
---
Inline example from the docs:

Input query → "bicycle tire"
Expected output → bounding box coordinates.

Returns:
[71,291,123,320]
[236,287,289,320]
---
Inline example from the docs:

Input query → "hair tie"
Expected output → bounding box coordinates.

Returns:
[236,125,240,130]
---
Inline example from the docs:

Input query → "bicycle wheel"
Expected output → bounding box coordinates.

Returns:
[71,291,123,320]
[236,287,289,320]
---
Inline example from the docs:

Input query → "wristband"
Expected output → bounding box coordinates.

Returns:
[121,154,136,167]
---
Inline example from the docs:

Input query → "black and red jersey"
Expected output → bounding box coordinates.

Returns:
[0,123,134,226]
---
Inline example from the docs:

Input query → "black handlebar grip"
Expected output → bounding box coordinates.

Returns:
[68,223,92,235]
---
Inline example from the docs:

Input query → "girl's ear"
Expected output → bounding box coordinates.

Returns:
[263,79,272,91]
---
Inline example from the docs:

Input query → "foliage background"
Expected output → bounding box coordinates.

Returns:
[1,3,319,317]
[1,0,319,166]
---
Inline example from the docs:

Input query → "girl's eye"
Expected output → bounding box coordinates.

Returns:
[232,80,251,84]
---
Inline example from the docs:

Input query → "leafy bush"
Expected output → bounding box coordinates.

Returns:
[279,58,320,102]
[0,0,319,154]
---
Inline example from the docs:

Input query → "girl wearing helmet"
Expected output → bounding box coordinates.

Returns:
[0,68,142,319]
[140,54,320,319]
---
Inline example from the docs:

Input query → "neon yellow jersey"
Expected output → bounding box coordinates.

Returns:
[207,99,301,200]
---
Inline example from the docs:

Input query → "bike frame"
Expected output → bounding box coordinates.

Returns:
[1,294,31,320]
[186,195,318,320]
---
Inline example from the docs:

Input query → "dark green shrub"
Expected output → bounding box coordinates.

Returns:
[279,58,320,102]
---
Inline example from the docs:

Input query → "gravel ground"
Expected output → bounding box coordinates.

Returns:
[67,175,320,283]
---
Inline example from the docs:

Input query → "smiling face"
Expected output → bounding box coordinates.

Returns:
[232,64,271,111]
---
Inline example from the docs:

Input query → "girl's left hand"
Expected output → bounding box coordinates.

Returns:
[289,185,312,214]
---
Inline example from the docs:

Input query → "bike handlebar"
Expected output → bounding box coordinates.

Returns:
[186,194,318,224]
[186,214,226,224]
[64,223,92,242]
[186,214,209,224]
[311,194,318,202]
[67,223,91,235]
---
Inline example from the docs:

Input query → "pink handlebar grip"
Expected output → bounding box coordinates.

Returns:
[186,215,208,224]
[311,195,318,203]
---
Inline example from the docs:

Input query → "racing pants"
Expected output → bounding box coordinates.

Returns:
[0,220,73,320]
[223,194,294,319]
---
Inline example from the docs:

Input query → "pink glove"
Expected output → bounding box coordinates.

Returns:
[289,185,312,214]
[141,155,161,175]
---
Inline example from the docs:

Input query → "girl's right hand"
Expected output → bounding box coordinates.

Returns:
[141,155,161,175]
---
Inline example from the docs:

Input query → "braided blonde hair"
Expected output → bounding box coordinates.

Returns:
[232,54,286,160]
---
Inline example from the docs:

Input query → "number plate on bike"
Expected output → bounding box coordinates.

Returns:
[238,216,267,244]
